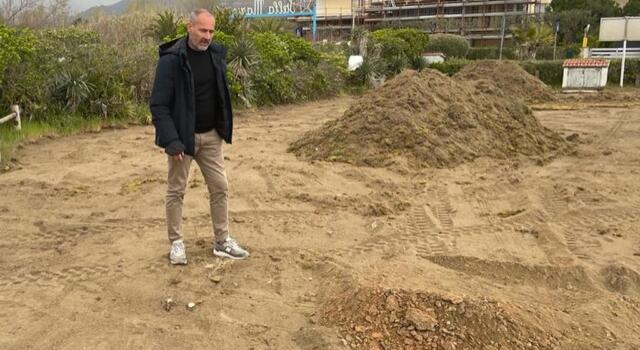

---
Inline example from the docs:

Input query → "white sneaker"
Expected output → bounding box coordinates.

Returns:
[213,237,249,260]
[170,239,187,265]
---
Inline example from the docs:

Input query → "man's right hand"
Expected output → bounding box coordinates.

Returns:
[165,140,186,159]
[173,152,185,161]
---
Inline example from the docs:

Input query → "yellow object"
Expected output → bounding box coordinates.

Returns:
[582,35,588,48]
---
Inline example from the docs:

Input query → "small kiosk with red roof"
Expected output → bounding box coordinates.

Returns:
[562,59,610,90]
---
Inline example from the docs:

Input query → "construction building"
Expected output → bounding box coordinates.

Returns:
[311,0,551,46]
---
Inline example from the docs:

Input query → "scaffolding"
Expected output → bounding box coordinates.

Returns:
[311,0,547,45]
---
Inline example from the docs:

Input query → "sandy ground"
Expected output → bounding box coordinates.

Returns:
[1,97,640,349]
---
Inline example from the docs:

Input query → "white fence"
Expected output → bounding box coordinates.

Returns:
[0,105,21,131]
[590,47,640,59]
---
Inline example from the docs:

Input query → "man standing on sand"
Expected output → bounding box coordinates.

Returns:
[150,9,249,264]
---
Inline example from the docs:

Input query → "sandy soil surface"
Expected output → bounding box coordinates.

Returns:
[1,96,640,349]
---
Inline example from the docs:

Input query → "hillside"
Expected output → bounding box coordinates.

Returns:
[79,0,182,17]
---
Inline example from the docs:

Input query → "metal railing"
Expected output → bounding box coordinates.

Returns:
[590,47,640,59]
[0,105,21,130]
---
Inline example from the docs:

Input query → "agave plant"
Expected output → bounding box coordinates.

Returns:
[145,11,179,42]
[227,35,259,106]
[52,70,95,113]
[352,44,386,88]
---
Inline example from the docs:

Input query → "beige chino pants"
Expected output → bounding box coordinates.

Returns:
[166,129,229,243]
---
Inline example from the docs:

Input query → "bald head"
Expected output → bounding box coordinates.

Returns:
[187,9,215,51]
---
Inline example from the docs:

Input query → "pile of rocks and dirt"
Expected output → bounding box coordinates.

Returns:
[289,69,567,168]
[322,287,558,350]
[454,60,554,102]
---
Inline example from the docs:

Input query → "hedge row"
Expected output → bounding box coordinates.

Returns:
[429,58,640,87]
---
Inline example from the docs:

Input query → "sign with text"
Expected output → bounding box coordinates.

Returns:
[222,0,315,17]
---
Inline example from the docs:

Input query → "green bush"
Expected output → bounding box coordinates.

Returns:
[608,59,640,86]
[424,34,469,58]
[249,32,295,105]
[428,58,471,76]
[370,28,429,75]
[467,47,516,60]
[280,33,320,64]
[248,32,346,105]
[373,28,429,59]
[536,45,582,60]
[251,64,297,105]
[1,27,154,120]
[315,51,348,96]
[520,60,564,86]
[214,31,235,48]
[0,25,36,82]
[436,58,640,87]
[251,31,292,67]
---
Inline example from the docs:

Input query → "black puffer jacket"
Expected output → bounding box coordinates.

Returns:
[150,37,233,156]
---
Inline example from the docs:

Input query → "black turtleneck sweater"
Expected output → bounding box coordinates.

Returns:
[186,45,220,133]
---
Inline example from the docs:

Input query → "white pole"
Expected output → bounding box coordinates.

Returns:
[11,105,21,130]
[499,14,506,60]
[621,39,627,88]
[620,17,629,88]
[352,0,355,31]
[0,105,21,130]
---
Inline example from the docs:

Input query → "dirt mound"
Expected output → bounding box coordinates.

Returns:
[323,286,558,350]
[425,255,594,291]
[556,89,640,104]
[601,264,640,295]
[454,60,554,102]
[289,69,567,168]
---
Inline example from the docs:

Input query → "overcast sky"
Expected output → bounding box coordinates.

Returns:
[68,0,121,12]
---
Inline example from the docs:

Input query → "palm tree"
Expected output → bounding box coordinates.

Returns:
[511,22,554,60]
[145,11,179,42]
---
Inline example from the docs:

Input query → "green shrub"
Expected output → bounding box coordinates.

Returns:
[519,60,564,86]
[251,31,292,67]
[251,64,296,105]
[425,34,469,58]
[315,51,348,97]
[248,32,345,106]
[467,47,516,60]
[213,7,247,36]
[371,28,429,75]
[428,58,471,76]
[1,28,100,118]
[0,25,36,82]
[536,44,582,60]
[608,59,640,86]
[249,32,294,105]
[280,33,320,64]
[1,27,154,120]
[348,55,386,87]
[372,28,429,59]
[214,31,235,48]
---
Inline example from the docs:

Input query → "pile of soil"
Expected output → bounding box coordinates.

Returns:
[322,287,558,350]
[454,60,554,102]
[289,69,567,168]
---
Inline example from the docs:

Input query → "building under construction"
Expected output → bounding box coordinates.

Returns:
[312,0,550,46]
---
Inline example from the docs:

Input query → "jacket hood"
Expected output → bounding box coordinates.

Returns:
[158,37,186,57]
